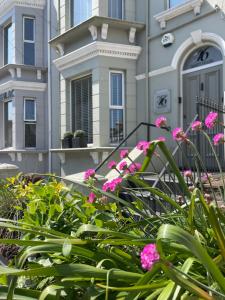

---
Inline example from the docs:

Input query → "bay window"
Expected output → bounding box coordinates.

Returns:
[4,23,13,65]
[71,0,92,26]
[169,0,187,7]
[4,101,13,148]
[23,17,35,65]
[71,75,93,143]
[110,71,124,144]
[24,99,36,148]
[108,0,123,19]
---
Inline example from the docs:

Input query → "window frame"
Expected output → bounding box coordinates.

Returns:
[108,0,125,20]
[24,98,36,122]
[3,99,13,148]
[3,22,13,65]
[23,16,35,65]
[24,98,36,148]
[109,70,125,145]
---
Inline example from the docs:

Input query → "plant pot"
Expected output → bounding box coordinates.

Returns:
[72,137,87,148]
[62,137,72,148]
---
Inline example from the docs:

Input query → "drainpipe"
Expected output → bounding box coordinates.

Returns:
[47,0,52,172]
[146,0,150,140]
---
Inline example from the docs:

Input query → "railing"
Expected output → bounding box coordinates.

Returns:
[95,122,170,173]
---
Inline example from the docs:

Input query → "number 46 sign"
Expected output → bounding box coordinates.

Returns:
[154,89,171,114]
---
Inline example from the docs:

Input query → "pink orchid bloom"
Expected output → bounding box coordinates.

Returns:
[84,169,95,181]
[213,133,224,146]
[155,116,167,128]
[108,161,117,170]
[88,192,96,203]
[205,112,218,129]
[140,244,160,271]
[172,128,187,141]
[191,121,202,131]
[120,150,129,159]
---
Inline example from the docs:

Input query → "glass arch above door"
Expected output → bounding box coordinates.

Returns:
[183,46,223,70]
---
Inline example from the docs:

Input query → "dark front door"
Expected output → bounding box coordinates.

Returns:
[183,65,224,171]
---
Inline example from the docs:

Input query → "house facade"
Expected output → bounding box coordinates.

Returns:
[50,0,225,176]
[1,0,225,176]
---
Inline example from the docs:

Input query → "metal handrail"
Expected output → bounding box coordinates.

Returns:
[95,122,170,173]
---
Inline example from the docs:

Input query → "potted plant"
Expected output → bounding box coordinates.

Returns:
[62,131,73,148]
[72,130,87,148]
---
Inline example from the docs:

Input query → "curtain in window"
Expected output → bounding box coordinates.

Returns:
[4,101,13,147]
[71,76,93,143]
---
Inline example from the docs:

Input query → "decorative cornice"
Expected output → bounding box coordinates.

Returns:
[0,0,46,18]
[154,0,204,29]
[0,80,47,93]
[53,42,142,72]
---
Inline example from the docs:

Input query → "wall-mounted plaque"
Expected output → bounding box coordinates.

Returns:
[154,89,171,114]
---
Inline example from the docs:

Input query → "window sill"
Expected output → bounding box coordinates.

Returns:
[154,0,204,29]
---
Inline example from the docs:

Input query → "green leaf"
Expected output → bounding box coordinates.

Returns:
[62,238,72,257]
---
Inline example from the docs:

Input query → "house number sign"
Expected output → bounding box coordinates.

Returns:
[154,89,171,114]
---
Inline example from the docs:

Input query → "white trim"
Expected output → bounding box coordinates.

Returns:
[149,66,175,77]
[182,60,223,74]
[109,70,125,145]
[0,81,47,93]
[24,98,36,122]
[154,0,203,29]
[53,42,142,72]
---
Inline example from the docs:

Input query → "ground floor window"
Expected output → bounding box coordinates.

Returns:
[24,98,36,148]
[109,71,124,144]
[4,100,13,147]
[71,75,93,144]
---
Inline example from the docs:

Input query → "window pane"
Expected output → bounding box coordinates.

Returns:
[183,46,223,70]
[24,18,34,41]
[25,100,35,120]
[24,42,35,65]
[71,76,93,143]
[109,0,123,19]
[111,73,123,106]
[25,124,36,148]
[110,109,124,143]
[4,23,13,65]
[4,101,13,148]
[72,0,92,26]
[169,0,186,7]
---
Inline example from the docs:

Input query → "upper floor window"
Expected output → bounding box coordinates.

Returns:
[4,23,13,65]
[71,0,92,26]
[108,0,123,19]
[23,17,35,65]
[169,0,187,8]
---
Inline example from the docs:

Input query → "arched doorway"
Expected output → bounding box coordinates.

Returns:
[182,45,224,171]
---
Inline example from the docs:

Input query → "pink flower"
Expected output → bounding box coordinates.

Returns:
[205,112,218,129]
[84,169,95,181]
[108,161,117,170]
[172,128,187,141]
[102,177,123,192]
[120,150,129,159]
[118,161,128,171]
[128,163,142,174]
[88,192,96,203]
[136,141,151,155]
[140,244,160,271]
[158,136,166,142]
[213,133,224,146]
[201,173,212,183]
[183,170,192,178]
[155,116,167,128]
[191,121,202,131]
